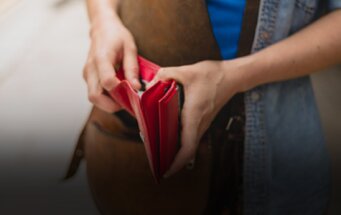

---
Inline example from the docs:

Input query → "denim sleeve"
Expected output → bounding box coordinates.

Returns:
[329,0,341,10]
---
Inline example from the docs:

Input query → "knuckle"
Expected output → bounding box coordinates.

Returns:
[124,32,135,41]
[160,68,168,74]
[126,43,137,53]
[94,55,106,65]
[82,69,88,80]
[131,45,137,53]
[93,52,108,65]
[130,46,137,53]
[83,64,91,80]
[88,92,99,103]
[87,56,95,65]
[158,68,165,74]
[100,76,115,89]
[82,72,87,81]
[157,68,166,78]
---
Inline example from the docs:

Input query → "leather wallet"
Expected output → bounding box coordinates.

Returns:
[110,56,180,181]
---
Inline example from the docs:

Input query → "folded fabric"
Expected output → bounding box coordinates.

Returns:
[110,56,180,181]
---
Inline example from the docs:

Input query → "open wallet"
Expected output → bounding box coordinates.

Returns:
[109,56,181,182]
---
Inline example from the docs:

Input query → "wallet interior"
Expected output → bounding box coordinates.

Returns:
[110,56,180,180]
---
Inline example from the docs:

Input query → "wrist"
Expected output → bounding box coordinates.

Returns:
[92,8,120,23]
[89,12,122,39]
[222,53,268,93]
[88,0,121,23]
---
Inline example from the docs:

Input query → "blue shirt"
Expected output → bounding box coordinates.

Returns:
[206,0,246,59]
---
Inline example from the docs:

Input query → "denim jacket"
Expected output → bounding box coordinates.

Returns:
[244,0,341,214]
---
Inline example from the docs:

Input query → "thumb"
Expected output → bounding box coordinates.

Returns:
[148,67,184,89]
[163,105,199,178]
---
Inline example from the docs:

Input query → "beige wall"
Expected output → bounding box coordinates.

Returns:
[312,67,341,215]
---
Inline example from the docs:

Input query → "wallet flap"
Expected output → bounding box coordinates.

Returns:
[116,56,160,83]
[138,57,160,82]
[110,80,137,116]
[158,82,179,176]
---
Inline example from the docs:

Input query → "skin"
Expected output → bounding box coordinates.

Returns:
[84,0,341,178]
[84,0,140,113]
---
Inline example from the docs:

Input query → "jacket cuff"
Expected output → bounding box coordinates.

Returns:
[329,0,341,11]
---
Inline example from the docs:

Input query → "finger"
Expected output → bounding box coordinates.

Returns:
[163,143,196,178]
[123,44,141,90]
[86,66,121,113]
[95,54,120,91]
[150,67,186,87]
[163,106,199,178]
[91,92,122,113]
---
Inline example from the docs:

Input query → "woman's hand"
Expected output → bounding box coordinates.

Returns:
[83,14,141,113]
[150,59,247,178]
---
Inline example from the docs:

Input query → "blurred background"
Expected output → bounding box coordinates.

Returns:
[0,0,97,214]
[0,0,340,214]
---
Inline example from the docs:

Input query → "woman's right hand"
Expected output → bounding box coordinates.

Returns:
[83,13,141,113]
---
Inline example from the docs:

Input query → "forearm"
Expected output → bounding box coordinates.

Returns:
[86,0,121,27]
[236,10,341,92]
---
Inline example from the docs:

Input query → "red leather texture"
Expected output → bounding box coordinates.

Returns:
[110,57,179,181]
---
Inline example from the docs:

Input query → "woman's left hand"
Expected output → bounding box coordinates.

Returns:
[150,59,248,178]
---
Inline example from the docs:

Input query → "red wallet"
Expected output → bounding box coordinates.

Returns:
[110,56,180,181]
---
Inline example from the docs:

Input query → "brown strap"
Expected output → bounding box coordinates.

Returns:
[207,0,260,214]
[63,107,97,180]
[237,0,261,57]
[63,110,139,180]
[63,124,86,180]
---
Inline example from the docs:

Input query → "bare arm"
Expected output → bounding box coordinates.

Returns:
[154,10,341,177]
[238,10,341,92]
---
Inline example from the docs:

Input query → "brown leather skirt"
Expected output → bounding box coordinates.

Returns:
[76,93,245,215]
[85,108,211,215]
